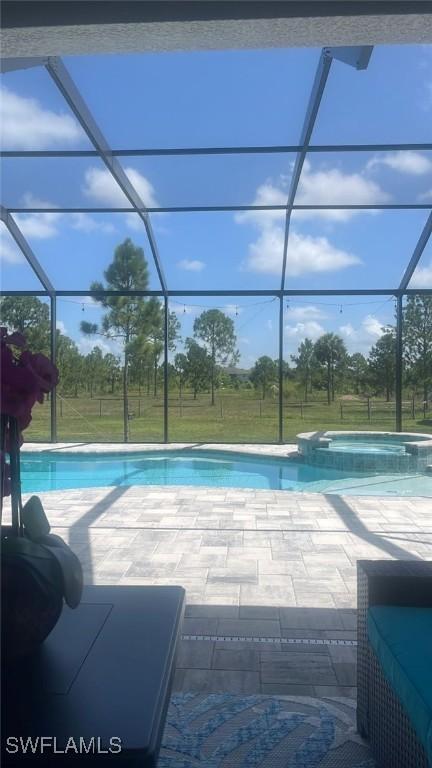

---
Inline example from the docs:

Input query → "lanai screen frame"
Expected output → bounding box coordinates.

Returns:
[1,46,432,443]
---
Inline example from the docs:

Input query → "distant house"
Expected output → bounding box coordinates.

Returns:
[224,367,251,383]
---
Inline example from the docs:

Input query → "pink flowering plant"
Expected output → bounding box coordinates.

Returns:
[1,328,58,498]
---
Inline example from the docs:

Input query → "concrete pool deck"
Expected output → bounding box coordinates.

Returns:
[8,442,432,698]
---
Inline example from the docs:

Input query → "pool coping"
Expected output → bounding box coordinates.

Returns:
[22,442,299,458]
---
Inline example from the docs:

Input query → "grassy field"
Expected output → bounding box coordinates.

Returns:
[25,389,432,444]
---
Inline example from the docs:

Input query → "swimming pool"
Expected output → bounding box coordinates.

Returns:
[20,450,432,497]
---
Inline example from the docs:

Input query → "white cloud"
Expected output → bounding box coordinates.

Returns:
[239,336,250,345]
[245,225,361,277]
[245,226,284,274]
[339,322,356,339]
[177,259,205,272]
[12,194,116,239]
[0,224,25,264]
[82,166,159,232]
[339,314,384,342]
[83,166,158,208]
[294,160,390,221]
[367,151,432,176]
[1,238,25,264]
[339,313,388,353]
[362,314,385,337]
[235,182,286,228]
[409,262,432,288]
[0,86,83,149]
[56,320,67,334]
[14,194,62,239]
[238,167,365,278]
[70,212,115,235]
[76,336,121,356]
[16,215,60,239]
[238,161,389,228]
[286,304,327,321]
[285,320,325,340]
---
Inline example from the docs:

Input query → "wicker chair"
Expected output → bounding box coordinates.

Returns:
[357,560,432,768]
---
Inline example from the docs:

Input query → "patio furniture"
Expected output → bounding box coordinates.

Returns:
[2,585,185,766]
[357,559,432,768]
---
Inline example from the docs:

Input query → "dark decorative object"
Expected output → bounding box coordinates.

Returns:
[1,329,83,660]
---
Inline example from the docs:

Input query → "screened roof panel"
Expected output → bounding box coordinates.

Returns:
[285,210,430,291]
[0,66,92,151]
[65,48,319,147]
[119,153,294,208]
[0,221,45,290]
[14,213,162,291]
[297,152,432,207]
[152,211,283,291]
[312,46,432,144]
[409,239,432,289]
[1,45,431,296]
[1,157,117,209]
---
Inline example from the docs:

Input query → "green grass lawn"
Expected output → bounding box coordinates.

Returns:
[24,390,432,444]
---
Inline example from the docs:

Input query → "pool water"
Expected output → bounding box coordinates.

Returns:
[327,440,406,455]
[20,450,432,497]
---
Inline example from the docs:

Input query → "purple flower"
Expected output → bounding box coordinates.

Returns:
[21,351,59,401]
[1,333,59,499]
[5,331,27,348]
[0,348,38,425]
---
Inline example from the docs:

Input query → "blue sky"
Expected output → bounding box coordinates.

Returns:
[1,44,431,366]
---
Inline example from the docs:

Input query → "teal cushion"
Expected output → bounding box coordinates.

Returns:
[368,606,432,762]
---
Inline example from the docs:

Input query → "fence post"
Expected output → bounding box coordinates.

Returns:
[60,399,63,418]
[138,399,141,418]
[340,403,343,421]
[50,294,57,442]
[395,295,403,432]
[99,399,102,417]
[424,401,427,420]
[412,396,415,420]
[259,401,262,418]
[300,402,303,420]
[367,397,371,422]
[220,400,223,419]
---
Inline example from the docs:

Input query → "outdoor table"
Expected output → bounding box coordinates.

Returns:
[2,585,185,766]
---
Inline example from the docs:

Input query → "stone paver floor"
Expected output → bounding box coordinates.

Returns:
[16,481,431,699]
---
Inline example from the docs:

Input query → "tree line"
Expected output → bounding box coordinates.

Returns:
[1,239,432,437]
[250,296,432,406]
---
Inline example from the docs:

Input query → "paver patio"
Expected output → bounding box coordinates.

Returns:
[13,444,432,700]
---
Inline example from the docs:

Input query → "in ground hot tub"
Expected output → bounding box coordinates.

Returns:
[297,431,432,473]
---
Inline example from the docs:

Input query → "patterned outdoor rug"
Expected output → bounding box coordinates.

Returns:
[159,693,375,768]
